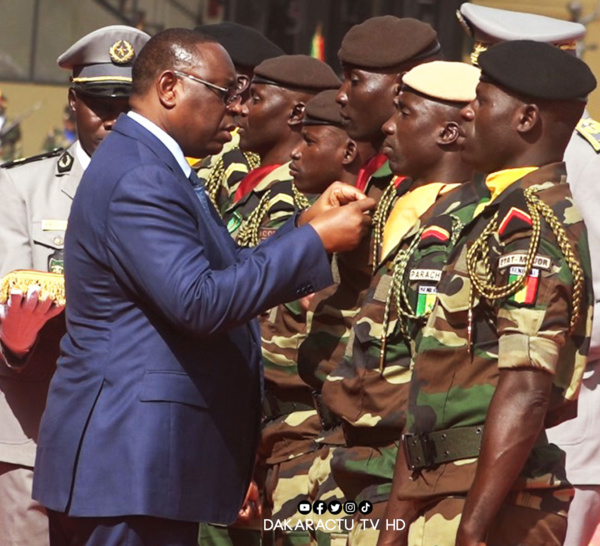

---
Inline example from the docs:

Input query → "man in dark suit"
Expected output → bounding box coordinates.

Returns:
[32,28,373,546]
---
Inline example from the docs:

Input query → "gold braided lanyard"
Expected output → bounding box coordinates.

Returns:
[236,183,311,248]
[377,214,465,371]
[378,229,424,371]
[204,152,261,215]
[371,179,401,270]
[465,187,584,353]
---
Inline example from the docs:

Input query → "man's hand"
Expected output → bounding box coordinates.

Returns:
[235,480,262,526]
[0,287,65,357]
[308,197,376,254]
[299,182,369,226]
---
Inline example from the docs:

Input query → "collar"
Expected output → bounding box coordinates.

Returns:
[380,182,459,260]
[128,111,191,178]
[485,167,539,203]
[74,140,91,170]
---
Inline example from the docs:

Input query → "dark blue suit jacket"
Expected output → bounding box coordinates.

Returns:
[32,114,332,523]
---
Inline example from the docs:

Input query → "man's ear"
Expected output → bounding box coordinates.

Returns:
[288,102,306,127]
[67,88,78,112]
[237,74,250,94]
[438,122,460,146]
[156,71,178,109]
[392,73,404,97]
[516,103,540,134]
[342,138,358,165]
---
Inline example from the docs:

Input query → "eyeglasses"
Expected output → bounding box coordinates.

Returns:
[173,70,239,106]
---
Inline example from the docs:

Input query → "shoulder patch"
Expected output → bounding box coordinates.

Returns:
[1,148,63,170]
[56,150,74,174]
[419,215,453,248]
[576,117,600,153]
[497,191,532,240]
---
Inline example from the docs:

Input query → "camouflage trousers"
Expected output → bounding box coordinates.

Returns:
[198,445,348,546]
[406,494,567,546]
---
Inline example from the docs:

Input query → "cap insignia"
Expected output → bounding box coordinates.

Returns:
[109,40,135,64]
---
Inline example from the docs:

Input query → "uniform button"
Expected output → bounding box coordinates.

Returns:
[53,236,64,245]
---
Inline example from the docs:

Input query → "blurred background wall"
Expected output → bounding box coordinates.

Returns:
[1,0,598,157]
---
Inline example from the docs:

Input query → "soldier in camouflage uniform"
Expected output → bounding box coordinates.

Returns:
[200,90,365,546]
[192,23,284,217]
[223,55,340,240]
[378,41,596,546]
[298,16,442,399]
[456,6,600,543]
[316,61,481,546]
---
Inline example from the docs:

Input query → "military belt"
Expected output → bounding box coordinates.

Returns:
[312,391,341,430]
[262,390,314,421]
[342,422,401,448]
[402,425,484,471]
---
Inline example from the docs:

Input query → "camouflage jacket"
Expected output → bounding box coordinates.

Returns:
[222,163,291,240]
[297,161,404,393]
[321,181,483,505]
[402,163,593,515]
[195,131,260,218]
[256,180,323,464]
[261,164,399,465]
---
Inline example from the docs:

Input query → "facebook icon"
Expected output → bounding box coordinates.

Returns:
[314,500,327,515]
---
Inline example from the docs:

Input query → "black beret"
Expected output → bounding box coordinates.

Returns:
[478,40,596,101]
[303,90,343,127]
[194,22,284,69]
[253,55,341,91]
[338,16,440,69]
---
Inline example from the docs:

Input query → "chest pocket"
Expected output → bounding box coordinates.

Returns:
[353,272,393,347]
[31,222,65,273]
[434,248,474,316]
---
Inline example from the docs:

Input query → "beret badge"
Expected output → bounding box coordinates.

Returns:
[109,39,135,64]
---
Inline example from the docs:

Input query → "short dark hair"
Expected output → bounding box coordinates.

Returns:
[132,28,218,96]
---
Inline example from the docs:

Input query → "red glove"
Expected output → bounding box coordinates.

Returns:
[235,480,262,526]
[0,287,64,357]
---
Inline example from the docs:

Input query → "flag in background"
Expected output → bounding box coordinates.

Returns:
[310,22,325,61]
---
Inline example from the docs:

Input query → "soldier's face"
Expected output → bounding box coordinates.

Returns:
[460,81,522,173]
[236,83,295,159]
[381,90,443,178]
[69,89,129,157]
[336,65,397,147]
[290,125,349,194]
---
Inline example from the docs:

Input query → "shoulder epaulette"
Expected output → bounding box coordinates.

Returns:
[497,191,532,240]
[1,148,64,170]
[575,117,600,153]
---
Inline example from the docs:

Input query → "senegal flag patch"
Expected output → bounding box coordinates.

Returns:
[416,285,437,316]
[508,266,539,305]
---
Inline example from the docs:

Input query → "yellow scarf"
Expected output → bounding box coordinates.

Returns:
[381,182,459,260]
[473,167,539,217]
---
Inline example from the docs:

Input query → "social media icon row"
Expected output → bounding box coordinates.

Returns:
[297,500,372,515]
